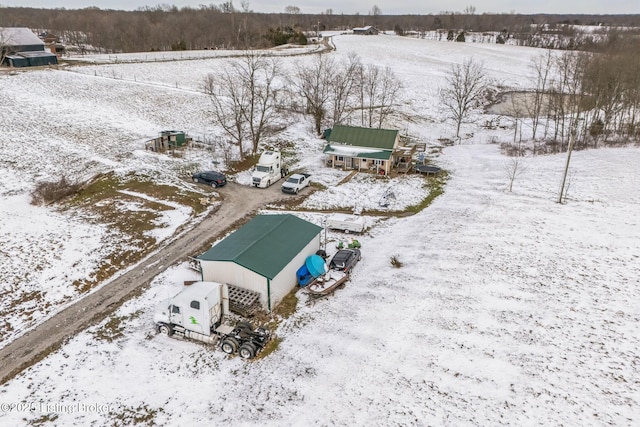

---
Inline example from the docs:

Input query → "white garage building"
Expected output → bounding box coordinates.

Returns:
[197,214,322,311]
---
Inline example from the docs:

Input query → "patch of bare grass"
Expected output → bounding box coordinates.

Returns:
[31,176,83,206]
[63,172,211,293]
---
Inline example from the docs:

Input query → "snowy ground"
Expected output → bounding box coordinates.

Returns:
[1,34,639,425]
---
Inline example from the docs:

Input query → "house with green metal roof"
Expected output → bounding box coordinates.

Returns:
[197,214,322,311]
[323,125,400,175]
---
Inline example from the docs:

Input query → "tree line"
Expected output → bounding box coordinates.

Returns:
[436,25,640,150]
[500,35,640,152]
[1,5,639,53]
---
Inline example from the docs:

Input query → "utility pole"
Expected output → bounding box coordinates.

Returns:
[323,216,327,251]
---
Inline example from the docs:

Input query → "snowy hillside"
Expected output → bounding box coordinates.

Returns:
[0,33,638,426]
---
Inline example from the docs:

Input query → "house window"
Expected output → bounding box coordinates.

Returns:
[362,158,367,163]
[336,156,344,162]
[190,301,200,310]
[374,160,385,166]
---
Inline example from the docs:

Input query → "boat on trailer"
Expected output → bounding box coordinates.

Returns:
[306,270,349,296]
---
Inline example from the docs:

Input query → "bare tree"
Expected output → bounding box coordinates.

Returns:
[527,49,554,140]
[284,5,301,14]
[555,51,588,203]
[369,4,382,26]
[290,53,400,131]
[440,58,489,138]
[504,150,527,192]
[291,53,334,135]
[503,107,528,192]
[240,0,251,12]
[240,52,281,155]
[370,5,382,16]
[359,64,380,128]
[204,71,249,160]
[463,5,476,14]
[220,1,236,13]
[0,29,15,66]
[329,53,362,126]
[204,51,281,159]
[622,53,640,140]
[356,64,402,128]
[556,51,589,147]
[375,66,402,128]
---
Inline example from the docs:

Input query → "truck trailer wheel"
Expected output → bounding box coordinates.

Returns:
[221,337,240,354]
[158,324,173,336]
[239,343,257,359]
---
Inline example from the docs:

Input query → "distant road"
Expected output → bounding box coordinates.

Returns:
[63,38,333,65]
[0,182,291,385]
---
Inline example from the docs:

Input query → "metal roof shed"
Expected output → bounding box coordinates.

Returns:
[22,51,58,67]
[198,214,322,311]
[5,55,29,67]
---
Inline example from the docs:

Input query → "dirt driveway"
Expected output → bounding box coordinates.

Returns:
[0,181,293,385]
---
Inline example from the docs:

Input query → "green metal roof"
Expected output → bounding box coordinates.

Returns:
[326,125,398,149]
[198,214,322,279]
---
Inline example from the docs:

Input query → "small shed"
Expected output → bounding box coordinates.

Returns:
[145,130,192,152]
[1,27,58,67]
[9,51,58,67]
[323,125,400,175]
[197,214,322,311]
[353,26,379,35]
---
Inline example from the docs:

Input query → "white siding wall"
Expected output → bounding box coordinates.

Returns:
[199,233,321,310]
[268,234,321,308]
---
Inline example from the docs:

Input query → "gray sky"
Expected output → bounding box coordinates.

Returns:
[1,0,637,15]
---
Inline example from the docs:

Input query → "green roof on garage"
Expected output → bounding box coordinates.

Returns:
[197,214,322,279]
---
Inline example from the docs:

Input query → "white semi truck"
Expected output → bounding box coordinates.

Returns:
[251,149,288,188]
[153,281,269,359]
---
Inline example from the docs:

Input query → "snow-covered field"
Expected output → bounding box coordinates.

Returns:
[1,34,638,425]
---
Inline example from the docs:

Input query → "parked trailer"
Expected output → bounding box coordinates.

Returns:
[153,281,269,359]
[326,213,366,233]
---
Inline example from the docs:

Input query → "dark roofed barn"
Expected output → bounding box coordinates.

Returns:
[1,27,58,67]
